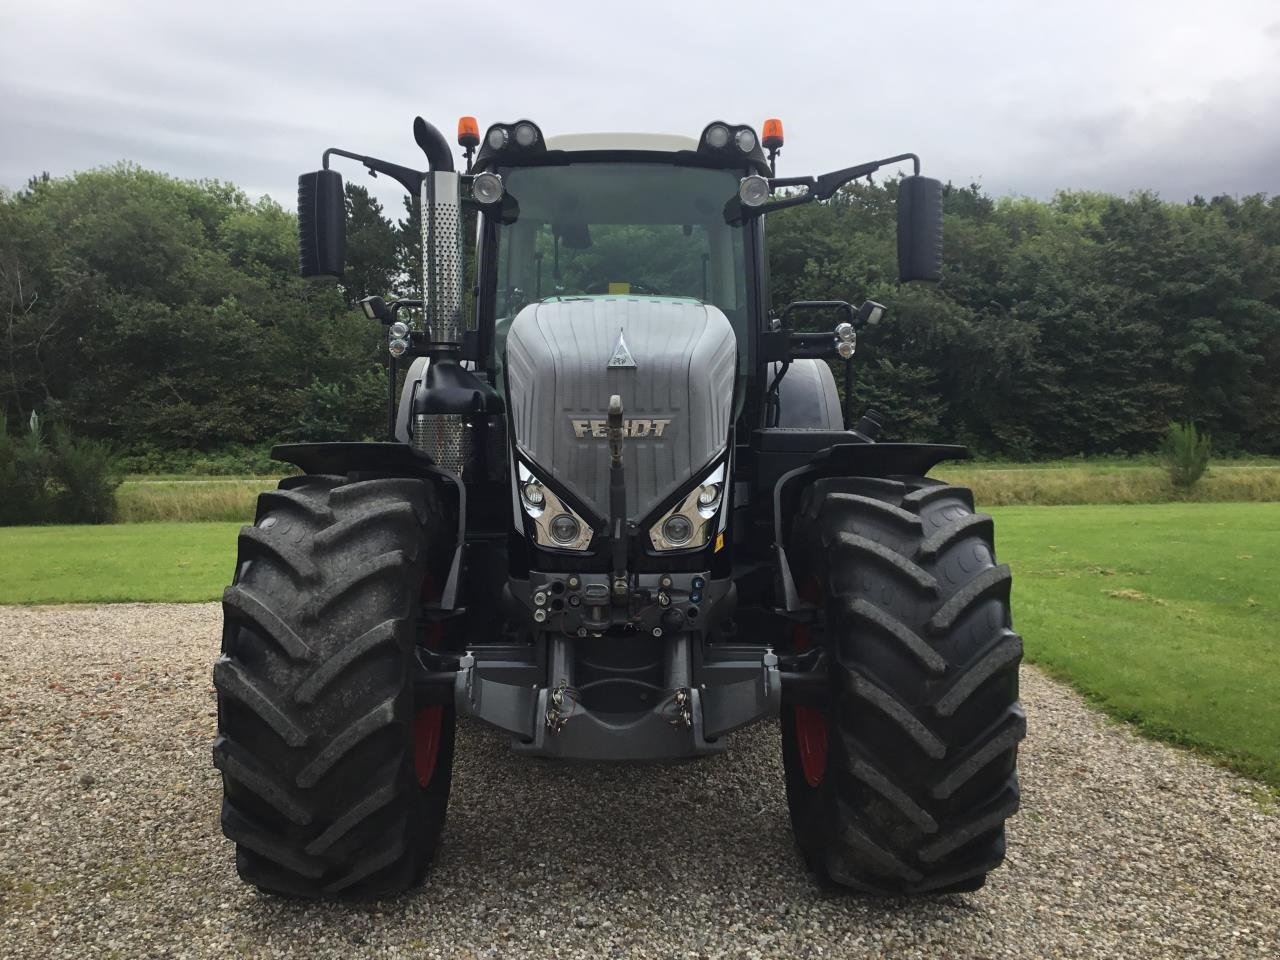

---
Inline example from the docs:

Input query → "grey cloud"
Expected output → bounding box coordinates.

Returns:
[2,0,1278,208]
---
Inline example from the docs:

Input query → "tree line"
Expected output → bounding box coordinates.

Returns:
[2,163,1278,463]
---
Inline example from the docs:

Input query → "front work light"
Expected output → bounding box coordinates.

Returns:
[735,128,757,153]
[471,171,504,204]
[705,124,731,149]
[662,515,694,545]
[550,514,581,544]
[389,337,409,357]
[486,126,507,151]
[513,122,539,148]
[649,463,727,551]
[517,462,593,551]
[739,175,770,207]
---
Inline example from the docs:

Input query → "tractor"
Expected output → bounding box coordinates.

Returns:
[213,115,1025,898]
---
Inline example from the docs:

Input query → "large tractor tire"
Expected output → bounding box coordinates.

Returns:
[782,476,1024,895]
[213,474,455,898]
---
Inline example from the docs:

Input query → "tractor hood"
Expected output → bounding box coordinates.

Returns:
[505,297,737,523]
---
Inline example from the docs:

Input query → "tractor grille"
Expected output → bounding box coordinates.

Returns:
[411,413,469,475]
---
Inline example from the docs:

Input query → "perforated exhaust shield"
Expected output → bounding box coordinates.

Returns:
[420,171,465,343]
[413,171,468,472]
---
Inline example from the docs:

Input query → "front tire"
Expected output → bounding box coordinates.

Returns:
[213,474,455,898]
[782,477,1024,895]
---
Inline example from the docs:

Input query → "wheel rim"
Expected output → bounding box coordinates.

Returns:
[793,707,828,788]
[791,619,828,788]
[415,572,445,789]
[413,706,443,788]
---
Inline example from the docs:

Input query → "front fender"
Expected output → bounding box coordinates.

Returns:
[270,442,467,610]
[767,440,969,613]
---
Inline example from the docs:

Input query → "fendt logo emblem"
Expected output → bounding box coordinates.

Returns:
[572,418,672,439]
[607,330,637,369]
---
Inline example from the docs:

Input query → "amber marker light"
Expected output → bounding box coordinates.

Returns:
[762,118,784,150]
[457,116,480,147]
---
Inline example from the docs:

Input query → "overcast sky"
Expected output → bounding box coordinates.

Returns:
[3,0,1278,215]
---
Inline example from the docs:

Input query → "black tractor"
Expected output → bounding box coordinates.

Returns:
[213,116,1024,898]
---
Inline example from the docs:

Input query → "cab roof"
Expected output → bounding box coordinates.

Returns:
[544,133,700,153]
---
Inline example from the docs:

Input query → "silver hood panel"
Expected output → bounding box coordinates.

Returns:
[505,298,737,522]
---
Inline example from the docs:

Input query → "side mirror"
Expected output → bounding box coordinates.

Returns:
[359,295,391,324]
[856,300,885,326]
[298,169,346,278]
[897,175,943,282]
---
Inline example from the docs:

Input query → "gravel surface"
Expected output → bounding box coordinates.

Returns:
[1,603,1277,960]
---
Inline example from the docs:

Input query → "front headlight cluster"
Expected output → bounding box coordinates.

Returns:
[481,120,545,156]
[517,463,593,551]
[388,320,410,358]
[649,463,726,552]
[701,122,760,156]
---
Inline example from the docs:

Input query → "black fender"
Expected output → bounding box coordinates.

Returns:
[771,359,844,429]
[271,441,467,610]
[767,440,969,613]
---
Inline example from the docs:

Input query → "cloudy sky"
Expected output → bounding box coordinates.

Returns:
[2,0,1278,214]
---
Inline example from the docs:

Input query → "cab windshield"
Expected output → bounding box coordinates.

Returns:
[492,161,749,355]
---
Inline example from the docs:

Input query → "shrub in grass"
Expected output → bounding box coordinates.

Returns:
[1162,422,1212,488]
[50,434,121,523]
[0,415,120,524]
[0,416,53,523]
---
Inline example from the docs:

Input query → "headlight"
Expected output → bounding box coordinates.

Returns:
[388,337,409,357]
[650,463,727,551]
[695,483,722,516]
[662,515,694,545]
[550,514,581,544]
[521,479,546,513]
[513,122,539,148]
[389,321,410,339]
[836,339,856,359]
[738,175,770,207]
[517,463,593,551]
[471,172,504,204]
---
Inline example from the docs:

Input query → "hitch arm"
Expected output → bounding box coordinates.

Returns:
[607,395,628,601]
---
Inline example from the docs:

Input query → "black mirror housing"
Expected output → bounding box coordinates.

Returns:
[298,169,346,278]
[360,295,391,323]
[897,175,943,282]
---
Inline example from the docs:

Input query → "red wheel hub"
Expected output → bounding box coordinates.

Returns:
[414,573,445,789]
[791,620,828,788]
[413,706,443,788]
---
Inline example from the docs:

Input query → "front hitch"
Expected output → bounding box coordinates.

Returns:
[607,393,628,604]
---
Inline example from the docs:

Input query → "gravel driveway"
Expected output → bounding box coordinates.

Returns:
[1,604,1276,960]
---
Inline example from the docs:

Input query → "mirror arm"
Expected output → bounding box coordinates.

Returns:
[751,152,923,215]
[322,147,424,196]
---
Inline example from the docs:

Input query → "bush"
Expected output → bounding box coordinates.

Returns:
[115,442,278,476]
[0,416,120,525]
[50,434,120,523]
[1162,421,1212,488]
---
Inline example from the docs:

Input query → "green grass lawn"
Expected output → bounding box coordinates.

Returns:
[1,504,1277,789]
[995,503,1280,789]
[107,457,1280,522]
[0,522,240,603]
